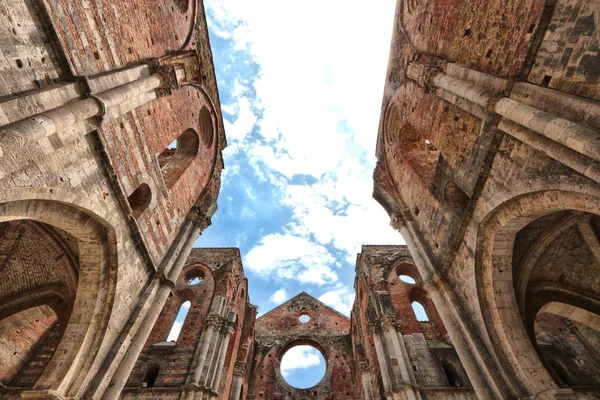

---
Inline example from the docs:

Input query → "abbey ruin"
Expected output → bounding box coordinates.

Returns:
[0,0,598,399]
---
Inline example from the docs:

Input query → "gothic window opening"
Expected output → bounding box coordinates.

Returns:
[441,360,462,387]
[142,364,160,388]
[158,128,200,188]
[186,271,203,286]
[445,181,469,214]
[127,183,152,218]
[411,301,429,322]
[166,300,191,342]
[399,274,416,284]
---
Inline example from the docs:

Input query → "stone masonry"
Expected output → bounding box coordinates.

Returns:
[1,0,600,399]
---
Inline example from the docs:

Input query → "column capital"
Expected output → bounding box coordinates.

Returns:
[406,62,443,89]
[157,271,176,290]
[190,207,212,230]
[205,314,223,329]
[390,213,405,231]
[234,361,247,377]
[359,361,371,373]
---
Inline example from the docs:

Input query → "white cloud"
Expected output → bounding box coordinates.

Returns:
[206,0,403,308]
[223,96,257,141]
[244,234,338,285]
[318,287,356,316]
[280,345,323,377]
[269,288,288,304]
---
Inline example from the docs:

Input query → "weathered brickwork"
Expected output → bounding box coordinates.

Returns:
[123,248,254,400]
[375,0,600,398]
[251,292,356,400]
[0,0,225,398]
[352,246,474,399]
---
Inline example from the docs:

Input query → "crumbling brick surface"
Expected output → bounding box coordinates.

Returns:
[251,292,357,400]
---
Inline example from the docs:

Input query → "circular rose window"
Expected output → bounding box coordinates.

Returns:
[280,345,326,388]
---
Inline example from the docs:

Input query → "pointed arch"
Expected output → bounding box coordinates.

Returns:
[158,128,200,189]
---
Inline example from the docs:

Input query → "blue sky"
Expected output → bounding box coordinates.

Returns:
[190,0,403,386]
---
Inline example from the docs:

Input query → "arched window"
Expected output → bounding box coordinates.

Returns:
[166,300,191,342]
[411,301,429,321]
[441,360,462,387]
[445,181,469,214]
[399,274,416,284]
[127,183,152,218]
[158,129,200,188]
[186,270,203,286]
[198,106,214,146]
[142,364,160,387]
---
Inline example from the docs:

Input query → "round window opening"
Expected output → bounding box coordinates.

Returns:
[280,345,326,389]
[399,275,416,284]
[298,313,310,323]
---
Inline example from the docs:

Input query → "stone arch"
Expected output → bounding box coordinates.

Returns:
[0,198,117,397]
[383,96,440,193]
[147,263,215,348]
[408,287,447,336]
[475,189,600,397]
[158,128,200,189]
[127,183,153,217]
[445,180,469,214]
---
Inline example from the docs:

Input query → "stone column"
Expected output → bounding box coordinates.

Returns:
[390,214,507,399]
[372,332,395,400]
[359,361,375,400]
[0,74,162,159]
[229,362,246,400]
[210,322,235,393]
[101,212,210,400]
[380,316,420,400]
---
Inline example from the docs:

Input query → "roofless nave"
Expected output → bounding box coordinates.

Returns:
[0,0,599,399]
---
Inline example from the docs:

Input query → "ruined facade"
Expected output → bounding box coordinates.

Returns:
[0,1,226,398]
[2,0,600,399]
[116,246,479,400]
[373,0,600,398]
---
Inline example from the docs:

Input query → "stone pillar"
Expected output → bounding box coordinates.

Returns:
[210,322,235,392]
[372,332,395,400]
[229,362,246,400]
[101,212,210,400]
[495,97,600,161]
[390,213,507,399]
[183,298,237,400]
[359,361,375,400]
[406,61,600,182]
[0,74,162,159]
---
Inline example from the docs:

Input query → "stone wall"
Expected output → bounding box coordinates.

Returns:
[374,0,600,398]
[0,0,225,398]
